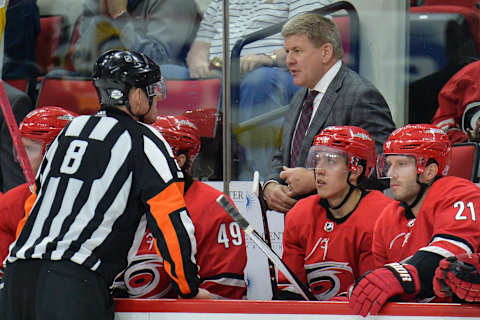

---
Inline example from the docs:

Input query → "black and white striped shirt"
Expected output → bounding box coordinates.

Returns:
[8,108,200,297]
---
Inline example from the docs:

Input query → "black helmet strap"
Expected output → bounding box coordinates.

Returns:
[121,86,153,122]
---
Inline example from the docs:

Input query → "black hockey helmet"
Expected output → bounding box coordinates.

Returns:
[92,49,164,107]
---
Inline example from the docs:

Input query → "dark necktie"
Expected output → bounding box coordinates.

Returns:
[290,90,319,167]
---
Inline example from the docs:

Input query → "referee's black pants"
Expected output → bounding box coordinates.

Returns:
[0,259,114,320]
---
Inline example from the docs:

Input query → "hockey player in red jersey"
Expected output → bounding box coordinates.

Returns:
[277,126,394,300]
[0,106,77,278]
[432,60,480,143]
[113,115,247,299]
[350,124,480,317]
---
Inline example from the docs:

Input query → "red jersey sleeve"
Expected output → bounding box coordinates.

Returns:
[185,181,247,299]
[372,206,393,268]
[421,177,480,257]
[278,204,307,295]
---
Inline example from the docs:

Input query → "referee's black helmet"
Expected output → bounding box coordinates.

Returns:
[92,49,163,107]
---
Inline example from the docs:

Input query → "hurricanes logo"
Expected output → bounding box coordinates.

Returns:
[306,262,353,300]
[122,254,172,299]
[390,232,411,249]
[324,221,334,232]
[407,219,415,227]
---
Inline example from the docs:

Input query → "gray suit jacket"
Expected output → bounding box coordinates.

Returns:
[267,64,396,183]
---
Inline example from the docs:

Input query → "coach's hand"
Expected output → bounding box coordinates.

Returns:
[263,182,297,213]
[280,166,315,197]
[349,263,421,317]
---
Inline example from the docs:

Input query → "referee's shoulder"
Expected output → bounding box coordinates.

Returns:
[138,122,172,150]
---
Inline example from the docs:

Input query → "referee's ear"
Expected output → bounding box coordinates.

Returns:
[176,154,187,169]
[129,87,147,114]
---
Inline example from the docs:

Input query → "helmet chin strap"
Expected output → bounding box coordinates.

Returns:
[325,172,357,210]
[125,88,153,122]
[403,175,428,211]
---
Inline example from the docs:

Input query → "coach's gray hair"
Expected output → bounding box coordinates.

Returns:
[281,13,344,59]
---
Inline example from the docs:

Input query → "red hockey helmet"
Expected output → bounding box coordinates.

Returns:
[182,108,218,138]
[306,126,376,177]
[152,115,201,168]
[380,124,451,177]
[20,106,78,153]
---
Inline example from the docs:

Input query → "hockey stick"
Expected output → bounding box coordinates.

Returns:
[0,81,35,186]
[216,194,317,301]
[252,170,279,299]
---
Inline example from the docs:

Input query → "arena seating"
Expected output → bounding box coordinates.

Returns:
[424,0,480,11]
[448,142,480,182]
[36,15,68,75]
[408,5,480,123]
[157,78,220,136]
[36,76,99,115]
[4,79,30,93]
[35,75,221,138]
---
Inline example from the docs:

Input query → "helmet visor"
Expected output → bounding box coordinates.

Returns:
[146,76,167,102]
[13,138,44,164]
[376,154,417,179]
[306,145,348,172]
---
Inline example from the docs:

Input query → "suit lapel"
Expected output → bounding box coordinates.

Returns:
[307,65,347,137]
[299,65,347,164]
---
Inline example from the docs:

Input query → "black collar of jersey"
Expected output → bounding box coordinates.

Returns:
[99,106,135,120]
[320,189,369,224]
[100,106,138,122]
[400,202,416,220]
[183,172,194,193]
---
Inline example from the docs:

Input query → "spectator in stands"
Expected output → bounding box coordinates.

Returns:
[277,126,394,300]
[349,124,480,317]
[0,106,77,280]
[2,0,40,79]
[432,60,480,143]
[70,0,200,75]
[0,82,34,193]
[175,0,331,180]
[263,13,395,213]
[113,115,247,299]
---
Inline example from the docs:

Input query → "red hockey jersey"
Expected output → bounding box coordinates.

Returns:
[373,176,480,268]
[432,61,480,143]
[278,190,394,300]
[114,180,247,299]
[0,183,31,278]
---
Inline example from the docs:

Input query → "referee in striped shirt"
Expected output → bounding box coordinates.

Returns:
[1,49,210,320]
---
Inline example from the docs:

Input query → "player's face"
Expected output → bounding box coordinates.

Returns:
[21,137,44,173]
[284,34,329,89]
[314,152,351,203]
[385,155,421,203]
